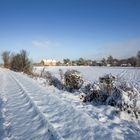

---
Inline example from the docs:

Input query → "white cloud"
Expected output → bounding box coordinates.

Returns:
[32,40,51,48]
[31,40,61,49]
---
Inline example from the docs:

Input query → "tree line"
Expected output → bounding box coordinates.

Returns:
[61,51,140,67]
[1,50,32,74]
[1,50,140,70]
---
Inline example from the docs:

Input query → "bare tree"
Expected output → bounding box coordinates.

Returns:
[10,53,22,71]
[107,55,113,66]
[20,50,31,73]
[1,51,10,68]
[63,58,71,65]
[127,57,137,67]
[77,58,85,66]
[101,58,107,66]
[10,50,32,74]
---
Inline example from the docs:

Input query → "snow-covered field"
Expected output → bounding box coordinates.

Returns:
[34,66,140,90]
[0,66,140,140]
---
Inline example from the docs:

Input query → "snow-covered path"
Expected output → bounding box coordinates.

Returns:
[2,69,108,140]
[0,69,60,140]
[0,68,140,140]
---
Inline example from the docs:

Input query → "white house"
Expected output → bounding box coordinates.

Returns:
[41,59,57,66]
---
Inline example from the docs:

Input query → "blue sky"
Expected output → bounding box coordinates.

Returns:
[0,0,140,62]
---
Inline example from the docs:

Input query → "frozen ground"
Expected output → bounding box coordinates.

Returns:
[0,67,140,140]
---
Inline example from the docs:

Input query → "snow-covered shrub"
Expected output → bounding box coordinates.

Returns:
[64,70,83,92]
[36,69,84,92]
[99,74,116,95]
[80,82,109,103]
[80,87,93,102]
[106,87,128,107]
[80,82,99,102]
[81,74,140,118]
[106,87,140,118]
[81,74,116,103]
[42,71,63,90]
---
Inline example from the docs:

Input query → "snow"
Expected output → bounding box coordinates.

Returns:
[0,66,140,140]
[33,66,140,139]
[33,66,140,89]
[0,68,61,140]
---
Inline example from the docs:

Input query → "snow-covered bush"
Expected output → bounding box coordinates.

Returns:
[80,74,140,118]
[106,87,140,118]
[81,74,116,103]
[41,71,63,90]
[64,70,83,92]
[80,82,109,103]
[80,82,99,102]
[33,69,84,92]
[99,74,116,95]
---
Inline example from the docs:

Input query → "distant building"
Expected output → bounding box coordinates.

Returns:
[121,63,131,67]
[107,64,111,67]
[41,59,57,66]
[96,60,103,66]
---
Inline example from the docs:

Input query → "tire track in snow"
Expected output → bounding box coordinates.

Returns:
[117,69,126,78]
[0,69,13,140]
[0,69,62,140]
[9,71,63,140]
[117,68,140,91]
[0,95,5,140]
